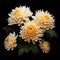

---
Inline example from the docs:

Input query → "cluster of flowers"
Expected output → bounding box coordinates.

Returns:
[4,6,55,53]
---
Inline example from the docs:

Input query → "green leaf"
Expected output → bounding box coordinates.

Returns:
[18,46,25,56]
[2,26,13,33]
[2,25,19,34]
[25,46,29,53]
[44,29,57,38]
[18,44,29,56]
[18,42,39,55]
[31,45,39,54]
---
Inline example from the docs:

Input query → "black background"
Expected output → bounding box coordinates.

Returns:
[0,0,60,58]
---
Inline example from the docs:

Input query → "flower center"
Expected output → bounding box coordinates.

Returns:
[6,37,15,46]
[23,24,39,40]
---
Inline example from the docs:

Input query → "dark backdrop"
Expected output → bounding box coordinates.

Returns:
[0,0,60,58]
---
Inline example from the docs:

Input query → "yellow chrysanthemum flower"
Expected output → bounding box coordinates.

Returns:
[20,20,43,44]
[8,6,33,26]
[32,10,55,30]
[4,32,18,51]
[39,40,50,53]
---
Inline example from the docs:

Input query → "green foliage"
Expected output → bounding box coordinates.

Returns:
[18,45,26,56]
[31,45,39,54]
[2,26,13,33]
[44,29,57,38]
[2,25,19,33]
[18,43,30,56]
[18,40,39,56]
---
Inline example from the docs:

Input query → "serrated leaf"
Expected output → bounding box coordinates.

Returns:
[44,29,57,38]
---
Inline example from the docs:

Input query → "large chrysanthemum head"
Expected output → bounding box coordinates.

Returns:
[4,32,18,51]
[8,6,33,26]
[19,20,43,44]
[32,10,55,30]
[39,40,50,53]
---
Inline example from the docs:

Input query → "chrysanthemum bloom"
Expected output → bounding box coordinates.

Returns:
[4,32,18,51]
[20,20,43,44]
[32,10,55,31]
[39,40,50,53]
[8,6,33,26]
